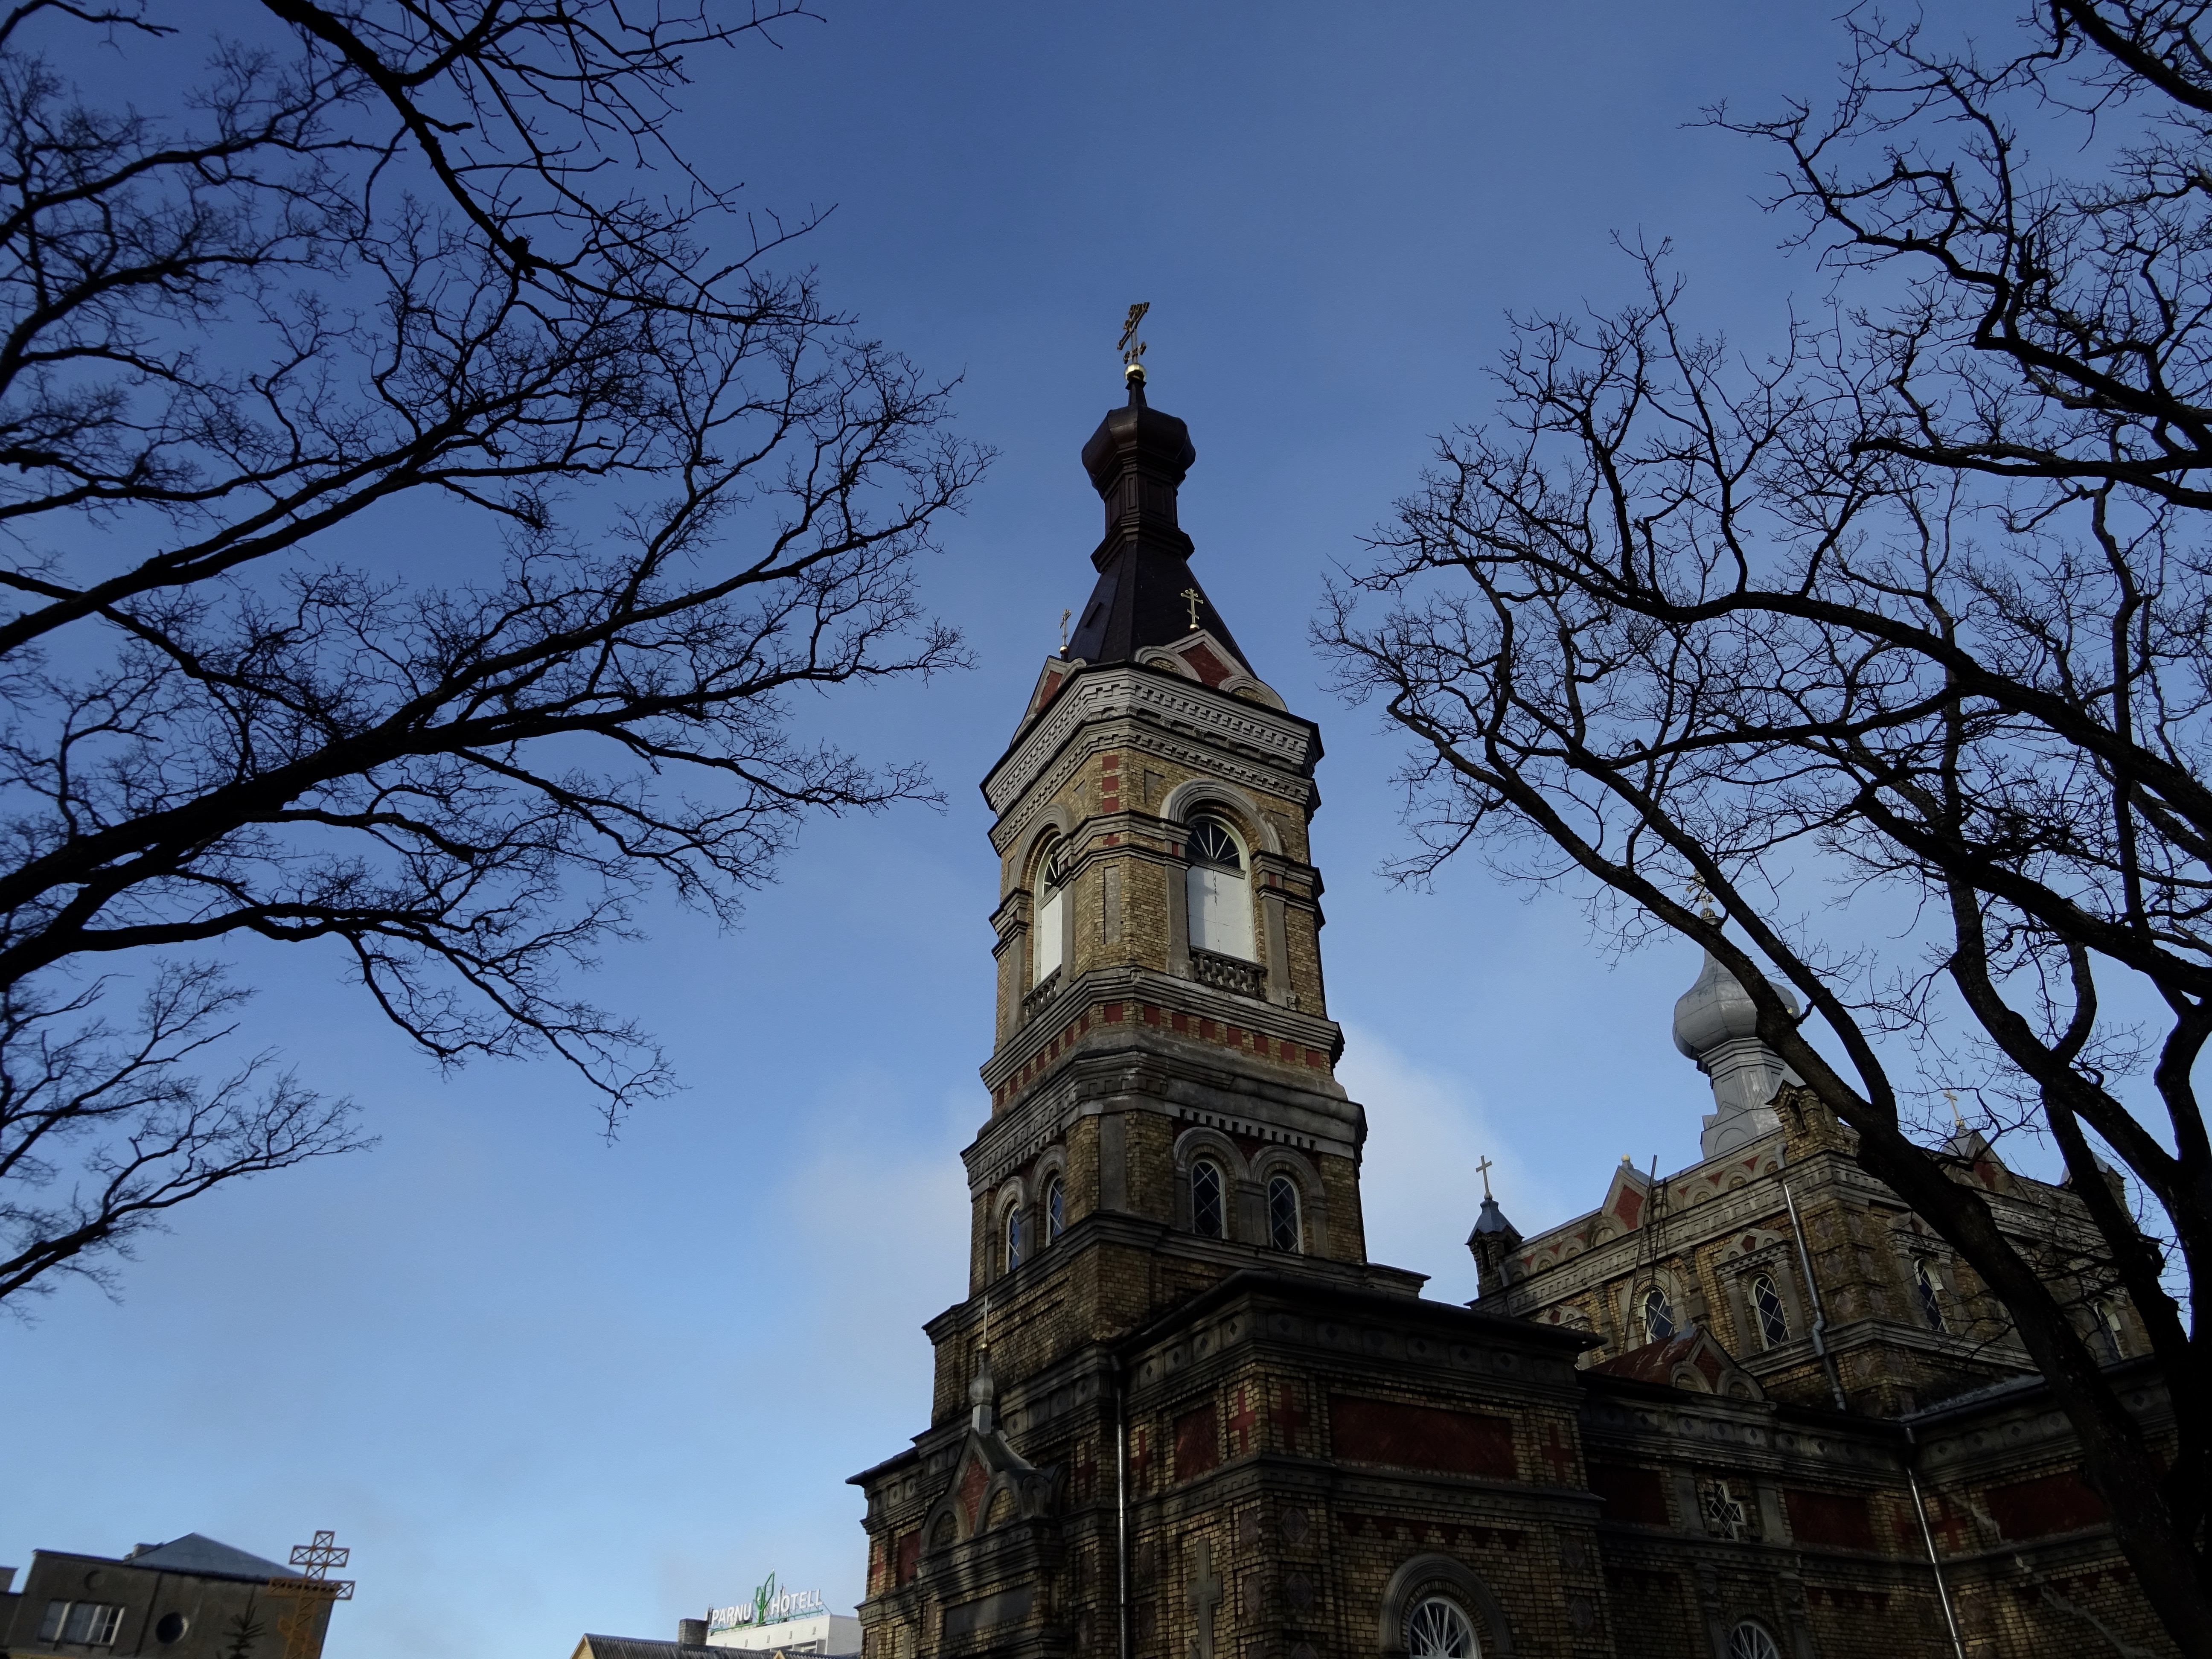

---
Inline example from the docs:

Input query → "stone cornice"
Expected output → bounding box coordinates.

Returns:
[984,664,1318,828]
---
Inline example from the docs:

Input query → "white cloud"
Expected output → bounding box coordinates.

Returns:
[1336,1022,1573,1304]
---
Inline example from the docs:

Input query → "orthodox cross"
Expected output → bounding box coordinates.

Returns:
[1119,302,1150,371]
[1476,1155,1494,1199]
[1685,879,1719,922]
[1059,608,1071,651]
[1181,587,1203,630]
[1185,1537,1223,1659]
[1944,1090,1968,1132]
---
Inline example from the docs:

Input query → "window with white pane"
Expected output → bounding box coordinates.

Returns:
[1032,837,1068,986]
[39,1603,125,1647]
[1184,817,1254,960]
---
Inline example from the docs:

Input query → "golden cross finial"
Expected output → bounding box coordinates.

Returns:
[1944,1089,1967,1131]
[1059,607,1071,651]
[1685,879,1719,922]
[1181,587,1203,630]
[979,1292,992,1353]
[1118,302,1150,376]
[1476,1155,1494,1199]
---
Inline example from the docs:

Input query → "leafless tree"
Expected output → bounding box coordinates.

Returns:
[1322,4,2212,1647]
[0,1,985,1308]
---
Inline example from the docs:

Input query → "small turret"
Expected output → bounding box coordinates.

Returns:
[1465,1158,1521,1299]
[1673,949,1802,1159]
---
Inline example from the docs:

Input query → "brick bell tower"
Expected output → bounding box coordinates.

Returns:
[847,369,1605,1659]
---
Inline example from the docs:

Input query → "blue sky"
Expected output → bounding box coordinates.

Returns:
[4,6,2025,1657]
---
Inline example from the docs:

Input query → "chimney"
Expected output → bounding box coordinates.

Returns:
[678,1619,710,1647]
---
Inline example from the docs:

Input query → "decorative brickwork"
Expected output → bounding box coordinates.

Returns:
[847,384,2180,1659]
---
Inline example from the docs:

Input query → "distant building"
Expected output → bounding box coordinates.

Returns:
[571,1579,862,1659]
[0,1533,341,1659]
[704,1612,860,1656]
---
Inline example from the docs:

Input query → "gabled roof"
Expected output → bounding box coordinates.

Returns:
[1586,1324,1762,1400]
[573,1638,728,1659]
[122,1534,288,1581]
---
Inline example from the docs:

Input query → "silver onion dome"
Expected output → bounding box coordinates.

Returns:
[1673,949,1801,1160]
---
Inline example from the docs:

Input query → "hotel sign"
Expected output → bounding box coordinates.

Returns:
[709,1574,827,1633]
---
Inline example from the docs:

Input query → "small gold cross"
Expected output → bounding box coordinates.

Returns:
[1059,607,1071,650]
[1182,587,1203,630]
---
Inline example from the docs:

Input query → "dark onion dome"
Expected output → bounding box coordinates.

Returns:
[1064,375,1252,672]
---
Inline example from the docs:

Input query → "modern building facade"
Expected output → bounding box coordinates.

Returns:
[841,368,2177,1659]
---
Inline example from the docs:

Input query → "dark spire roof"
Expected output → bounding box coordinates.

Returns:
[1467,1193,1521,1248]
[1063,376,1251,671]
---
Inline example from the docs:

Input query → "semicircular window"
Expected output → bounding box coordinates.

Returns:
[1407,1596,1479,1659]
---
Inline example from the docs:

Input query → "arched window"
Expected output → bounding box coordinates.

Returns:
[1749,1272,1790,1348]
[1913,1258,1947,1332]
[1185,817,1255,960]
[1032,837,1068,986]
[1003,1203,1023,1274]
[1727,1621,1781,1659]
[1642,1286,1676,1344]
[1267,1175,1302,1253]
[1045,1176,1066,1244]
[1406,1596,1479,1659]
[2092,1299,2126,1362]
[1190,1158,1226,1239]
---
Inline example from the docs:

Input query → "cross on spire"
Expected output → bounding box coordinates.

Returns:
[1181,587,1203,630]
[1476,1155,1494,1199]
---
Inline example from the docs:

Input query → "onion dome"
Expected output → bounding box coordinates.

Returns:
[1672,949,1801,1160]
[1063,376,1251,671]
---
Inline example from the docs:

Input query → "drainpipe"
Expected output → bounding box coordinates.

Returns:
[1782,1182,1848,1412]
[1112,1353,1129,1659]
[1904,1424,1967,1659]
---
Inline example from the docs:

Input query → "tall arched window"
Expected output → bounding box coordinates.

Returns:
[1003,1203,1023,1274]
[2092,1299,2126,1362]
[1032,837,1068,986]
[1267,1175,1302,1253]
[1726,1622,1781,1659]
[1190,1158,1226,1239]
[1642,1286,1676,1344]
[1406,1596,1479,1659]
[1749,1272,1790,1348]
[1185,817,1255,960]
[1045,1176,1066,1245]
[1913,1258,1947,1332]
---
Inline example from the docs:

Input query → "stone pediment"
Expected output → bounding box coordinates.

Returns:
[1586,1324,1762,1401]
[917,1423,1061,1555]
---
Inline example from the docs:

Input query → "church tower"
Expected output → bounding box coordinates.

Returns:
[841,366,2177,1659]
[849,370,1605,1659]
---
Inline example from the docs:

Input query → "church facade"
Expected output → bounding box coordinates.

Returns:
[844,375,2177,1659]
